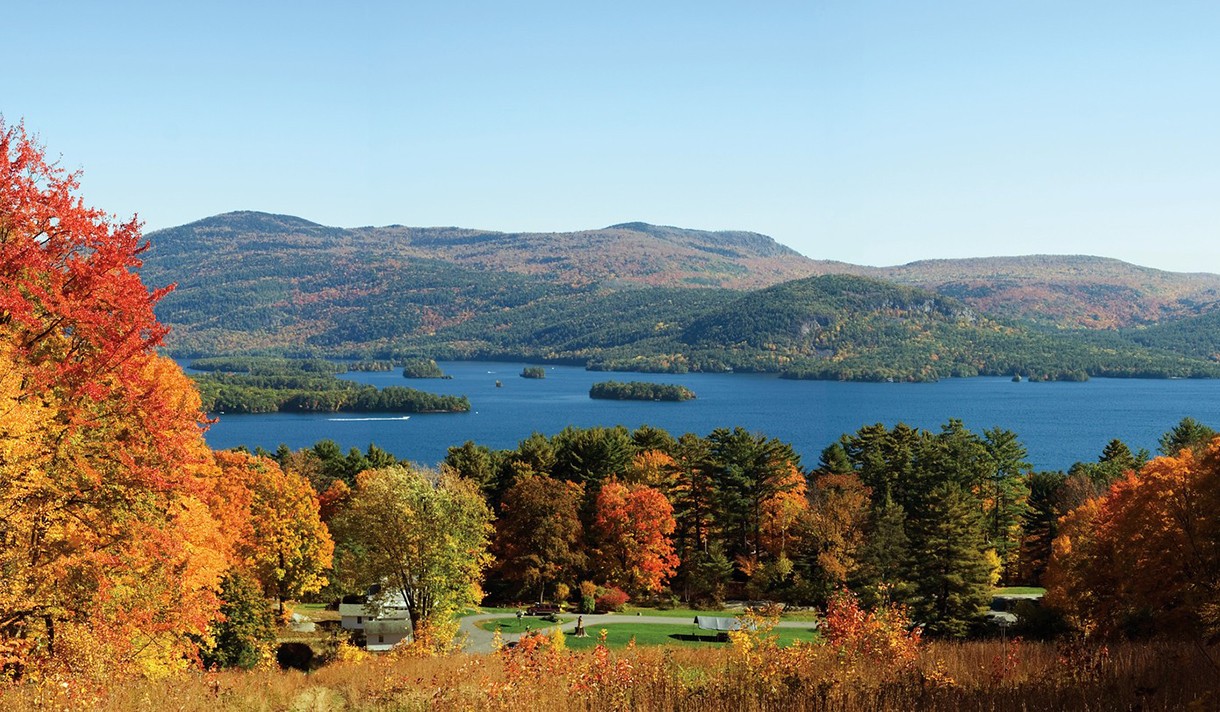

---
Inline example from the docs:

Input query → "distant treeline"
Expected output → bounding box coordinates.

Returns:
[589,380,695,401]
[192,367,469,414]
[190,356,345,374]
[347,359,395,372]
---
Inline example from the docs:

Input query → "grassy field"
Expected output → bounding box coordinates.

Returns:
[994,586,1047,596]
[621,604,822,621]
[564,622,821,650]
[7,639,1215,710]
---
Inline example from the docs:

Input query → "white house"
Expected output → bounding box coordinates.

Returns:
[339,592,413,650]
[363,617,412,652]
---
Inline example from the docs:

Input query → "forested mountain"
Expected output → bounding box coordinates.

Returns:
[144,211,837,291]
[876,255,1220,328]
[141,212,1220,381]
[674,275,1220,381]
[145,213,1220,330]
[1120,309,1220,360]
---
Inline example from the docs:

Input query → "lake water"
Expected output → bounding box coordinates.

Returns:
[197,361,1220,471]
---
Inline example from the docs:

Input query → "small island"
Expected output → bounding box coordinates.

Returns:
[521,366,546,379]
[402,358,451,379]
[589,380,696,402]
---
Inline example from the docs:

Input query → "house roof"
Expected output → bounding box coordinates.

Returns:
[339,601,410,618]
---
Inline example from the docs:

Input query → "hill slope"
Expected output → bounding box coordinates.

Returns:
[145,213,1220,330]
[672,275,1219,381]
[144,211,838,292]
[875,255,1220,328]
[140,212,1220,380]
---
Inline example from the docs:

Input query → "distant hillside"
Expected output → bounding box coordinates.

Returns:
[671,275,1218,381]
[874,255,1220,328]
[145,211,838,292]
[140,212,1220,381]
[1120,310,1220,362]
[145,213,1220,331]
[141,212,741,357]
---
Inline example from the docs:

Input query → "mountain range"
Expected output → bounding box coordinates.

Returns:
[140,211,1220,381]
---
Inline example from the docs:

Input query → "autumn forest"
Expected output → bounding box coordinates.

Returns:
[3,122,1220,709]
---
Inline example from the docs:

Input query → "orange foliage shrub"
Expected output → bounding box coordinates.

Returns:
[822,587,924,678]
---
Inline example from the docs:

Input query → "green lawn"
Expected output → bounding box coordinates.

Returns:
[563,623,820,650]
[621,604,820,622]
[458,606,521,617]
[477,616,575,635]
[994,587,1046,596]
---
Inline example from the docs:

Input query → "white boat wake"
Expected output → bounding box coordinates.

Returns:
[327,416,412,422]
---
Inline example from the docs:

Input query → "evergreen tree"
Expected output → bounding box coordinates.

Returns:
[851,498,912,606]
[201,571,276,670]
[631,424,678,454]
[1099,438,1138,472]
[445,440,502,503]
[312,439,349,483]
[841,422,921,510]
[684,544,734,606]
[907,483,992,638]
[513,432,558,477]
[1018,471,1068,586]
[981,427,1032,577]
[1158,417,1216,456]
[671,433,715,564]
[818,442,854,475]
[551,425,635,490]
[706,427,802,561]
[1069,438,1144,487]
[365,443,398,470]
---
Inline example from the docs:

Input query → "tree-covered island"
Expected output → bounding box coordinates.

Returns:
[589,380,696,401]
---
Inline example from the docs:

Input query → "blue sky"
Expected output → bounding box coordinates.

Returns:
[5,1,1219,272]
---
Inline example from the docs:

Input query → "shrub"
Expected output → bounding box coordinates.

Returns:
[822,587,923,678]
[579,581,598,614]
[595,587,629,612]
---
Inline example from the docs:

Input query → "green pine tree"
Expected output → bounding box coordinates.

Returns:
[201,571,277,669]
[851,497,913,607]
[907,483,992,638]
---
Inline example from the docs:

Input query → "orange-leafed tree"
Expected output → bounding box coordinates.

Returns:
[1045,439,1220,640]
[807,471,872,585]
[591,479,679,595]
[759,462,810,560]
[318,478,353,523]
[213,451,334,614]
[0,120,230,678]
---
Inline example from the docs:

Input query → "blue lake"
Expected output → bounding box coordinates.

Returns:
[198,361,1220,471]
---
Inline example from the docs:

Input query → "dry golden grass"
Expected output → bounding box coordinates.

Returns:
[3,639,1217,711]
